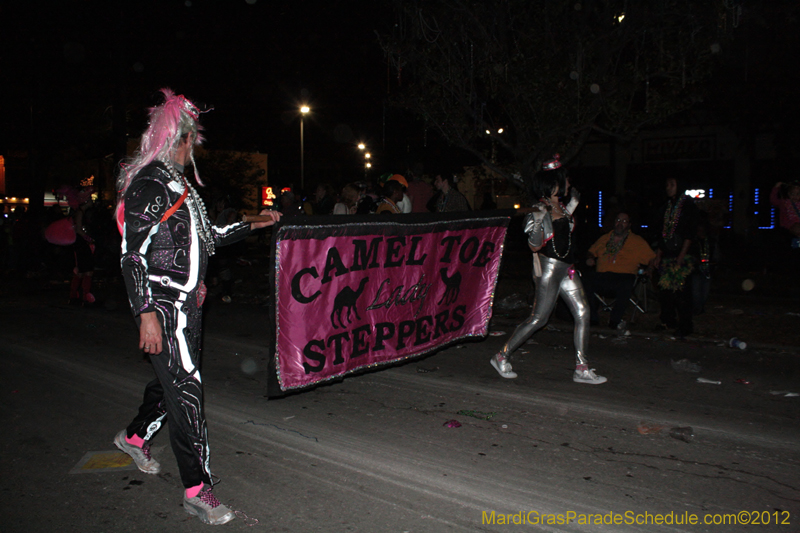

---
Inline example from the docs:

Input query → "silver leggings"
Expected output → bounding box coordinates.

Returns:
[500,255,590,366]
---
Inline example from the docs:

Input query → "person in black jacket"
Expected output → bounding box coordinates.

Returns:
[113,89,280,525]
[653,177,699,338]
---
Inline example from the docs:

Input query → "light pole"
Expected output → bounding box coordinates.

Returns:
[485,128,504,200]
[485,127,503,163]
[300,105,310,191]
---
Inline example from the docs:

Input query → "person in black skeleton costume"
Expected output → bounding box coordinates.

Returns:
[113,89,280,525]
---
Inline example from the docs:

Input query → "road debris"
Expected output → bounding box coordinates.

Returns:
[729,337,747,350]
[457,410,496,420]
[668,427,694,443]
[495,293,529,312]
[638,422,694,443]
[671,359,702,373]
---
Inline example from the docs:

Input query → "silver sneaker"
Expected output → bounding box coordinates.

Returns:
[184,487,235,525]
[573,368,607,385]
[114,430,160,474]
[490,353,517,379]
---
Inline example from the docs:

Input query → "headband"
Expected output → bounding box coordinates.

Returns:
[542,154,562,171]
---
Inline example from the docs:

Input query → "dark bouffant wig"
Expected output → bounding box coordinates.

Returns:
[532,166,568,201]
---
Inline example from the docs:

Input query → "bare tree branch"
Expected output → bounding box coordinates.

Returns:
[379,0,727,187]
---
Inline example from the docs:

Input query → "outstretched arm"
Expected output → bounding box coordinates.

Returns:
[250,209,282,230]
[524,210,545,251]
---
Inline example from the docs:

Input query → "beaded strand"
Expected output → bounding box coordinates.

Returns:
[161,160,216,256]
[543,198,572,259]
[662,195,686,240]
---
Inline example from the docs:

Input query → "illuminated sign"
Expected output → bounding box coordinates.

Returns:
[261,186,277,207]
[685,189,706,199]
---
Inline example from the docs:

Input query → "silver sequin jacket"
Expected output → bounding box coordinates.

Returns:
[523,196,580,250]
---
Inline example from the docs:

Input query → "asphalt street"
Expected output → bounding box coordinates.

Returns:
[2,277,799,532]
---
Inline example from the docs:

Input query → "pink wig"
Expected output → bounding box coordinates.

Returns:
[115,88,205,232]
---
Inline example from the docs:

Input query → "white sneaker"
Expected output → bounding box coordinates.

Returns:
[113,430,161,474]
[573,368,607,384]
[184,487,235,525]
[490,354,517,379]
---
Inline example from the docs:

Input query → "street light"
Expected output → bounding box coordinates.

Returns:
[485,127,504,162]
[300,105,310,190]
[358,143,372,178]
[364,153,372,177]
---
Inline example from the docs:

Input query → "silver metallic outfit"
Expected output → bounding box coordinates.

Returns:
[494,197,591,371]
[499,255,590,366]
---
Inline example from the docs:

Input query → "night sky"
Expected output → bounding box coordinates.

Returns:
[3,1,799,198]
[2,0,425,191]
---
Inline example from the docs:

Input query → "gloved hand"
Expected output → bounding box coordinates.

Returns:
[524,212,544,250]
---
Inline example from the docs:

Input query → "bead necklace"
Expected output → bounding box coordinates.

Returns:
[545,197,567,217]
[543,198,572,259]
[662,195,686,240]
[161,160,216,256]
[379,198,402,213]
[603,230,629,263]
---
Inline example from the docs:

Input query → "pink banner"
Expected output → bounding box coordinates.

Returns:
[273,215,510,390]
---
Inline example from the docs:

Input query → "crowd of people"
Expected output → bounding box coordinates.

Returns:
[3,149,795,333]
[276,170,474,218]
[5,161,796,332]
[1,192,121,295]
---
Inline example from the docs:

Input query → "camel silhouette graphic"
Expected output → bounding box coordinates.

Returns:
[331,277,370,328]
[437,268,462,305]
